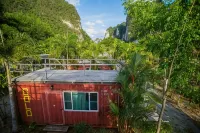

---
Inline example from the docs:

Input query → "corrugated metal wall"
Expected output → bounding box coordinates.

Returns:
[16,82,120,127]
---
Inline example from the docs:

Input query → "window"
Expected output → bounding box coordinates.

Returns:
[63,92,98,111]
[90,93,97,110]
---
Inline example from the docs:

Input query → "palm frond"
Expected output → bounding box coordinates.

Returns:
[109,102,119,116]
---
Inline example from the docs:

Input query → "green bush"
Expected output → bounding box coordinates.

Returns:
[20,122,39,133]
[28,122,37,130]
[95,128,110,133]
[141,121,172,133]
[74,122,92,133]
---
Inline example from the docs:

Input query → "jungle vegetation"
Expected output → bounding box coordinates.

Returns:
[0,0,199,132]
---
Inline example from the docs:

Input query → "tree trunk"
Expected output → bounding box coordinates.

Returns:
[4,60,19,133]
[0,116,3,128]
[156,95,167,133]
[156,79,168,133]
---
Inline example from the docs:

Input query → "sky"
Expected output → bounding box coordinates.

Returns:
[66,0,126,39]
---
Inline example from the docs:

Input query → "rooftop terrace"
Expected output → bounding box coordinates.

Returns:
[13,68,119,83]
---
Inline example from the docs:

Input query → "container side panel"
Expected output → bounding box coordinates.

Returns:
[100,85,119,127]
[41,92,48,124]
[16,84,46,124]
[17,85,34,123]
[31,86,45,124]
[16,83,120,127]
[17,93,30,123]
[64,112,98,126]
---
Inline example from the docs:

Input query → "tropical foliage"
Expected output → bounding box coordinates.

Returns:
[123,0,200,104]
[109,53,155,133]
[0,0,199,132]
[122,0,199,132]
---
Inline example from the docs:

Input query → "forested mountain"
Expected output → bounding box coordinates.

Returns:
[1,0,90,40]
[105,22,127,41]
[105,16,135,42]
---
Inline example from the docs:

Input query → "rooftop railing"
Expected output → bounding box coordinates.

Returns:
[10,58,123,74]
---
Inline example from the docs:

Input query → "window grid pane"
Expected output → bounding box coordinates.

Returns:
[90,101,97,110]
[65,101,72,109]
[89,93,98,111]
[64,92,71,101]
[90,93,97,101]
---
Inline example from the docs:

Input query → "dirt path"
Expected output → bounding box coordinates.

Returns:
[156,102,200,133]
[149,87,200,133]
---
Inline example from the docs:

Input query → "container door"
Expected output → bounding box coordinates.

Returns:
[47,92,64,124]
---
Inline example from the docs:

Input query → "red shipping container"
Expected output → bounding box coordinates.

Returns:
[13,69,120,127]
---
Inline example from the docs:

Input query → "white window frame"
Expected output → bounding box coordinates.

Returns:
[63,91,99,112]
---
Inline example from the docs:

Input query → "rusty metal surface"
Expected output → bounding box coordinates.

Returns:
[16,82,120,127]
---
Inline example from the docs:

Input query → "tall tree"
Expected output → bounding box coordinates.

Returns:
[155,1,197,132]
[122,0,199,132]
[0,28,19,133]
[0,12,53,132]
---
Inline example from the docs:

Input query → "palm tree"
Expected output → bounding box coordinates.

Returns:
[110,53,153,133]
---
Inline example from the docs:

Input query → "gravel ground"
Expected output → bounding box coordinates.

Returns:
[157,102,200,133]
